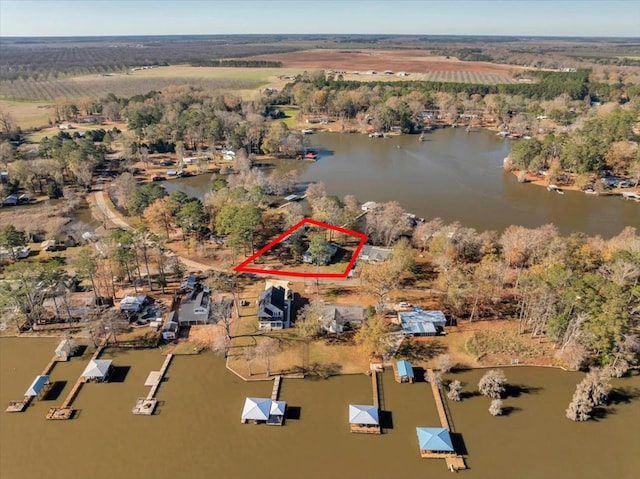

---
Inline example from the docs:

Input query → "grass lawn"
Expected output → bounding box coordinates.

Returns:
[0,99,53,129]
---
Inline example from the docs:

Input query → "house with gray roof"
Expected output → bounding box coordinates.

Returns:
[258,281,292,330]
[177,285,211,325]
[398,309,447,336]
[321,304,364,333]
[358,245,392,263]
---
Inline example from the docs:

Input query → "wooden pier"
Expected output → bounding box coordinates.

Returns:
[46,341,106,420]
[6,352,65,413]
[271,376,281,400]
[424,369,467,471]
[350,371,382,434]
[371,371,380,407]
[132,354,173,415]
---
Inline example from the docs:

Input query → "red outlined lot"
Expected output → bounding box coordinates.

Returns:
[234,218,367,278]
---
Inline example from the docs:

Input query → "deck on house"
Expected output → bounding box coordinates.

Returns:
[132,354,173,415]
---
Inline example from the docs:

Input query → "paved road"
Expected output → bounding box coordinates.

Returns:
[91,190,387,288]
[94,190,132,231]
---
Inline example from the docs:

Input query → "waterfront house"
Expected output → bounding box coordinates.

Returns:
[258,280,293,330]
[361,201,378,212]
[416,427,455,456]
[349,404,380,434]
[177,284,211,325]
[358,245,392,263]
[398,309,446,337]
[81,359,113,382]
[241,397,287,425]
[320,304,364,333]
[395,360,415,383]
[302,242,338,265]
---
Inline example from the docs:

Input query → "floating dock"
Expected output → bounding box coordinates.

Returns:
[132,354,173,415]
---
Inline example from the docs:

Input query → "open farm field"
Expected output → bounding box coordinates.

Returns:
[0,100,53,129]
[248,49,523,83]
[0,65,301,102]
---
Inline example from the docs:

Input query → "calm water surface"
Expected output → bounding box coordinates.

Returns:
[164,129,639,238]
[1,338,638,479]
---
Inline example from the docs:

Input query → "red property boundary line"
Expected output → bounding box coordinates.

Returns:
[234,218,368,278]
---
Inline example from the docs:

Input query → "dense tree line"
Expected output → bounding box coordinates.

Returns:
[507,106,640,180]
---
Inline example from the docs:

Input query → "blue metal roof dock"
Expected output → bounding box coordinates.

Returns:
[24,375,49,397]
[395,360,415,383]
[416,427,455,453]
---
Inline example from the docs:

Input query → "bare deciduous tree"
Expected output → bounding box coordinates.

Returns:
[489,399,504,416]
[447,380,462,401]
[254,337,280,377]
[478,369,507,399]
[436,354,452,373]
[565,368,611,421]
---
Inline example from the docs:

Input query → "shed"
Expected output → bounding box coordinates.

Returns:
[55,339,74,361]
[416,427,455,454]
[24,375,50,397]
[81,359,113,382]
[395,360,415,383]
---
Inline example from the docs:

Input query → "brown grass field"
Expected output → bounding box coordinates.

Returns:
[248,48,523,82]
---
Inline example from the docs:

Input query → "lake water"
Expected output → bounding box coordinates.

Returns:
[163,129,639,238]
[1,338,638,479]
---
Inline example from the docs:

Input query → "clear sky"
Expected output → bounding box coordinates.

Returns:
[0,0,638,37]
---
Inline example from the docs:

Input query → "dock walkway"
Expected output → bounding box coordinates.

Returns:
[271,376,281,401]
[425,369,466,471]
[132,354,173,415]
[6,349,67,413]
[46,340,107,420]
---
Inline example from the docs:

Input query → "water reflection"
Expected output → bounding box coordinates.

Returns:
[163,129,639,238]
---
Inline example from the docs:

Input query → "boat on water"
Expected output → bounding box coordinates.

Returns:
[301,128,314,135]
[369,132,384,138]
[547,184,564,194]
[622,192,640,201]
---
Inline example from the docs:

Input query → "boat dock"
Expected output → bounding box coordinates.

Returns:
[46,341,106,420]
[6,349,66,413]
[350,371,382,434]
[372,371,380,407]
[271,376,282,400]
[425,369,466,471]
[132,354,173,415]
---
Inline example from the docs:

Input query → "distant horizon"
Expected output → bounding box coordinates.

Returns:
[1,33,639,40]
[1,1,638,38]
